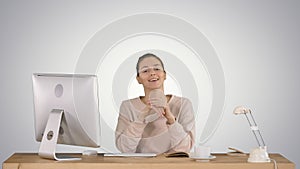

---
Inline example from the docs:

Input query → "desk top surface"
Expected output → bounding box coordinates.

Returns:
[3,153,295,169]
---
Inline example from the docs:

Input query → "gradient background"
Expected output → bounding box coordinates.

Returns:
[1,0,299,168]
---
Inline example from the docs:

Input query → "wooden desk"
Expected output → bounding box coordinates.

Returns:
[3,153,295,169]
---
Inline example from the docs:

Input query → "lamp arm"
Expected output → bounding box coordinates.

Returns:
[244,112,266,147]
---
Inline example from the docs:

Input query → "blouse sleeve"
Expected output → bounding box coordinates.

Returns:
[115,101,147,153]
[167,98,195,152]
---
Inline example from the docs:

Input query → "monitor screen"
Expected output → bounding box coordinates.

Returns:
[32,73,101,160]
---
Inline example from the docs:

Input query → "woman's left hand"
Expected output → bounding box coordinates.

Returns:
[149,97,176,125]
[162,105,176,125]
[150,100,176,124]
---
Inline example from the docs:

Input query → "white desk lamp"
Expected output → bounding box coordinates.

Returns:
[233,106,270,163]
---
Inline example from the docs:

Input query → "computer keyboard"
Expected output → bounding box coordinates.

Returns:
[104,152,157,157]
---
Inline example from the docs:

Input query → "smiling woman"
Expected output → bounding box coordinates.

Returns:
[76,13,224,148]
[115,53,195,154]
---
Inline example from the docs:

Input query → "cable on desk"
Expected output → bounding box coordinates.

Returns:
[270,158,278,169]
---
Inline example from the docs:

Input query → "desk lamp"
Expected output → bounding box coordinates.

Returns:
[233,106,270,163]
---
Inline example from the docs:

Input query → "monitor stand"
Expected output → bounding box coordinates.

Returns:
[38,109,81,161]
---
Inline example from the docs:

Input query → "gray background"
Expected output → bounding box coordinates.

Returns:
[1,0,299,168]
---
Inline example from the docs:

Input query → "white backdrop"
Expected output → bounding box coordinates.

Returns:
[1,0,299,168]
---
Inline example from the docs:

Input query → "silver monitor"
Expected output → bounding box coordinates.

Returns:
[32,73,101,160]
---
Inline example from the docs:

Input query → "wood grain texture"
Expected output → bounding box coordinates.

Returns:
[3,153,295,169]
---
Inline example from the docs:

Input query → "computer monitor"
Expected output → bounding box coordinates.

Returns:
[32,73,101,160]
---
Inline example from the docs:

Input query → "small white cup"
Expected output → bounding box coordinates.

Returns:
[194,145,211,158]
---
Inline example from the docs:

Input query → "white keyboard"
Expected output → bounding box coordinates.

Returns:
[104,153,157,157]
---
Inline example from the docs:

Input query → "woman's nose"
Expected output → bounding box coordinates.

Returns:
[149,68,156,75]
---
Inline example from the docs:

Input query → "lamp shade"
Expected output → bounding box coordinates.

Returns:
[233,106,251,115]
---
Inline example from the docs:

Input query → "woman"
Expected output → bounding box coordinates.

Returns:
[115,53,195,154]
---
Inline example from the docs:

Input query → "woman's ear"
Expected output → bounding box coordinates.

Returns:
[136,76,142,84]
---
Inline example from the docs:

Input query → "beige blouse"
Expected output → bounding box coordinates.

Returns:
[115,95,195,154]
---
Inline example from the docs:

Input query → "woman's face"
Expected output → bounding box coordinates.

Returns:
[136,57,166,91]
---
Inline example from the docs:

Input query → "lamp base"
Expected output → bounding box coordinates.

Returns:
[248,147,270,163]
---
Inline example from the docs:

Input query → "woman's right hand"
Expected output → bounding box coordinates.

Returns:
[138,103,160,123]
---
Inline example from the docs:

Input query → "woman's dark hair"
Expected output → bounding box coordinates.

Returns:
[136,53,165,76]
